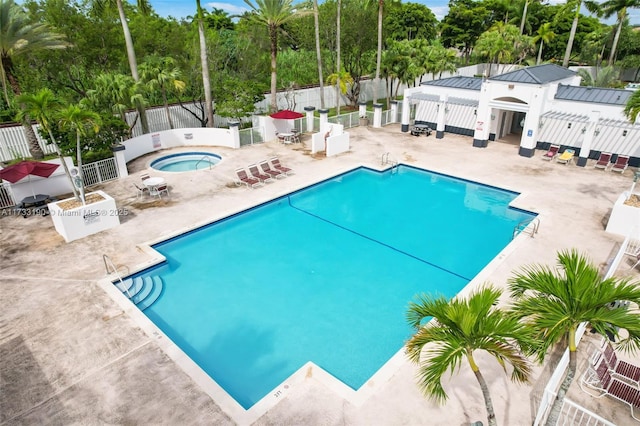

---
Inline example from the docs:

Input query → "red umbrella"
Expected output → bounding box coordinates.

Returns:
[270,109,304,119]
[0,160,59,183]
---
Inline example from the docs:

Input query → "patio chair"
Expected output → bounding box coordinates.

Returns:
[235,168,262,188]
[594,152,612,170]
[595,339,640,386]
[580,357,640,421]
[259,160,286,179]
[270,157,294,175]
[134,183,149,199]
[542,144,560,161]
[248,164,274,183]
[140,173,150,181]
[611,155,630,173]
[154,184,169,199]
[556,149,575,165]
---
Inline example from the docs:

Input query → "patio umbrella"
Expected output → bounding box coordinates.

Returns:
[0,160,59,198]
[269,109,304,119]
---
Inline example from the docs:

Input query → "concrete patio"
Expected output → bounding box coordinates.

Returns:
[1,124,639,425]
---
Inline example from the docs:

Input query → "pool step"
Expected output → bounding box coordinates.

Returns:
[114,275,164,311]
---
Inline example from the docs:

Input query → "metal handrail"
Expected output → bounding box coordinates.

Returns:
[195,155,213,170]
[513,217,540,239]
[103,254,132,298]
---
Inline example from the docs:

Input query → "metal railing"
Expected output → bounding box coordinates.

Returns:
[103,254,131,298]
[81,157,119,187]
[0,182,16,209]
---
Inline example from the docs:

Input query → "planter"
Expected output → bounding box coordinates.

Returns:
[48,190,120,242]
[605,192,640,239]
[359,117,369,127]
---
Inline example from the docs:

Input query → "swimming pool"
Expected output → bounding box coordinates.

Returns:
[150,151,221,172]
[127,165,536,409]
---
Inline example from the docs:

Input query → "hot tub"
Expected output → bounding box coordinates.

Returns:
[150,152,221,172]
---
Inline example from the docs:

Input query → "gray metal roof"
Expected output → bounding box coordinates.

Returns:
[420,76,482,91]
[555,84,633,105]
[489,64,576,84]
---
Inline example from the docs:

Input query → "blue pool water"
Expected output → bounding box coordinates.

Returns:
[150,151,221,172]
[134,165,536,409]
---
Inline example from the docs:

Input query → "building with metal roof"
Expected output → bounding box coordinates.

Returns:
[401,64,640,166]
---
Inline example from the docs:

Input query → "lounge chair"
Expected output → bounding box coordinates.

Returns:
[556,149,575,165]
[611,155,630,173]
[580,357,640,421]
[259,160,286,179]
[595,339,640,386]
[270,157,294,175]
[542,144,560,161]
[248,164,274,183]
[594,152,612,170]
[235,168,262,188]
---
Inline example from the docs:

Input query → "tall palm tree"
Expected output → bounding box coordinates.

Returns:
[406,285,534,426]
[335,0,341,115]
[596,0,640,65]
[57,105,101,205]
[15,89,80,200]
[312,0,325,109]
[508,249,640,426]
[534,23,555,65]
[195,0,214,127]
[560,0,599,67]
[139,56,186,129]
[92,0,150,133]
[243,0,304,112]
[0,0,69,159]
[520,0,541,34]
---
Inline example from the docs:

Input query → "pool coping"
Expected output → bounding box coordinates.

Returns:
[97,162,540,425]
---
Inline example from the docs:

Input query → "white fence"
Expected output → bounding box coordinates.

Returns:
[0,123,55,162]
[81,157,119,187]
[0,182,15,208]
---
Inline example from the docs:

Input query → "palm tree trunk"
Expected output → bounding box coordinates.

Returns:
[46,128,80,200]
[75,132,85,205]
[467,354,497,426]
[116,0,149,134]
[313,0,325,109]
[608,12,625,66]
[373,0,383,104]
[161,86,174,129]
[269,26,279,112]
[562,7,581,67]
[336,0,341,116]
[196,0,214,127]
[537,41,544,65]
[520,0,529,34]
[544,329,578,426]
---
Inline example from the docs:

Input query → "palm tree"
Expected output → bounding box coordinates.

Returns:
[92,0,150,133]
[520,0,542,34]
[139,56,186,129]
[560,0,599,67]
[534,23,556,65]
[406,285,534,426]
[57,105,102,205]
[0,0,69,159]
[243,0,305,112]
[595,0,640,65]
[624,88,640,122]
[312,0,325,109]
[508,249,640,426]
[577,66,618,87]
[195,0,214,128]
[15,89,80,200]
[335,0,341,115]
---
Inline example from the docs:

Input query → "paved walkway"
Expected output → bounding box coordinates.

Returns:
[1,125,638,425]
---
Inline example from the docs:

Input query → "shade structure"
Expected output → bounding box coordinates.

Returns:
[0,161,59,183]
[270,109,304,119]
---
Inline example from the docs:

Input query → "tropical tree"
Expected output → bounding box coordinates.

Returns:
[139,56,186,129]
[577,66,618,87]
[406,285,534,426]
[0,0,69,159]
[624,88,640,122]
[335,0,341,115]
[57,105,101,205]
[520,0,542,34]
[91,0,150,134]
[326,70,353,110]
[508,249,640,426]
[195,0,214,128]
[534,23,556,64]
[15,89,80,200]
[243,0,306,112]
[474,23,532,76]
[594,0,640,65]
[312,0,325,109]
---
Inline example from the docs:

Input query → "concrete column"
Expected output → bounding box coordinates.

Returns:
[401,96,411,132]
[318,109,329,128]
[358,102,367,118]
[229,121,241,149]
[304,106,315,133]
[577,111,600,167]
[390,101,398,123]
[517,91,544,157]
[436,95,448,139]
[472,85,491,148]
[111,144,129,178]
[373,103,383,128]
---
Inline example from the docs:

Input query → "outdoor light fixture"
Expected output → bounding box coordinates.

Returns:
[594,128,600,136]
[623,130,628,136]
[568,123,572,129]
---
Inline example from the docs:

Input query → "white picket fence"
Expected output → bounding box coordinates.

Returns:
[81,157,119,187]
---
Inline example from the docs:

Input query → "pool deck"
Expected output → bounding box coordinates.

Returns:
[2,124,639,425]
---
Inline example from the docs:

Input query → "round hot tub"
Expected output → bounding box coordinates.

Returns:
[150,152,221,172]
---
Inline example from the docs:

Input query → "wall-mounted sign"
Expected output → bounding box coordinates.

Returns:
[527,129,533,137]
[152,133,161,148]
